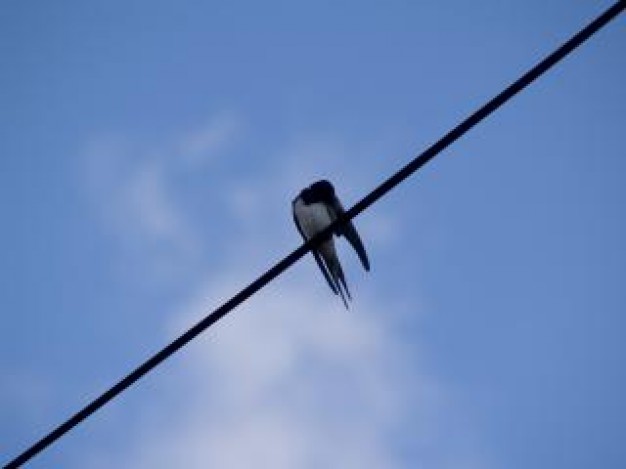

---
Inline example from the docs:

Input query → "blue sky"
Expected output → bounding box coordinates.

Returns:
[1,1,625,467]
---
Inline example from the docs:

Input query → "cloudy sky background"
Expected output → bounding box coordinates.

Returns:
[1,1,625,468]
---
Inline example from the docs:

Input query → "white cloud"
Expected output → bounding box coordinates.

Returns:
[123,162,197,251]
[82,138,196,252]
[84,273,439,469]
[178,112,240,167]
[79,113,245,283]
[76,119,490,468]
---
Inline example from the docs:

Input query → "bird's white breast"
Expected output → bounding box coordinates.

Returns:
[294,198,334,239]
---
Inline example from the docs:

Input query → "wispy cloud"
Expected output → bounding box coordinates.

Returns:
[77,117,489,468]
[83,138,196,249]
[80,113,245,283]
[84,272,441,469]
[178,112,241,167]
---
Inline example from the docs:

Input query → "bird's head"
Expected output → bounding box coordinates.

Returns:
[310,179,336,202]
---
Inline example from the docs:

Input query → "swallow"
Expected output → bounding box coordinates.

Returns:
[292,180,370,308]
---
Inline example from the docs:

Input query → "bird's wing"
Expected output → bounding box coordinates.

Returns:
[293,206,339,295]
[329,197,370,272]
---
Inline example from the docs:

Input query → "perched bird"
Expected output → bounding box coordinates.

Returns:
[292,180,370,308]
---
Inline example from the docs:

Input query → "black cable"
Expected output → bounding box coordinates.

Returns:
[5,2,624,467]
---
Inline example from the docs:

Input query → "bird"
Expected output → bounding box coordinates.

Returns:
[292,179,370,308]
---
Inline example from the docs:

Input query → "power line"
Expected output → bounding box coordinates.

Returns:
[5,2,624,467]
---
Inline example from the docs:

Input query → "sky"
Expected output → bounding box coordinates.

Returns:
[1,1,625,467]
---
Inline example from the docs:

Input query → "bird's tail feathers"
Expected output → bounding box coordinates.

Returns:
[320,241,352,309]
[335,263,351,301]
[328,256,351,310]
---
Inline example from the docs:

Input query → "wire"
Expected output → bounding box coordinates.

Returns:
[5,2,624,467]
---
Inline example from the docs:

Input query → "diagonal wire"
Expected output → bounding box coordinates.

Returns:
[4,1,624,467]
